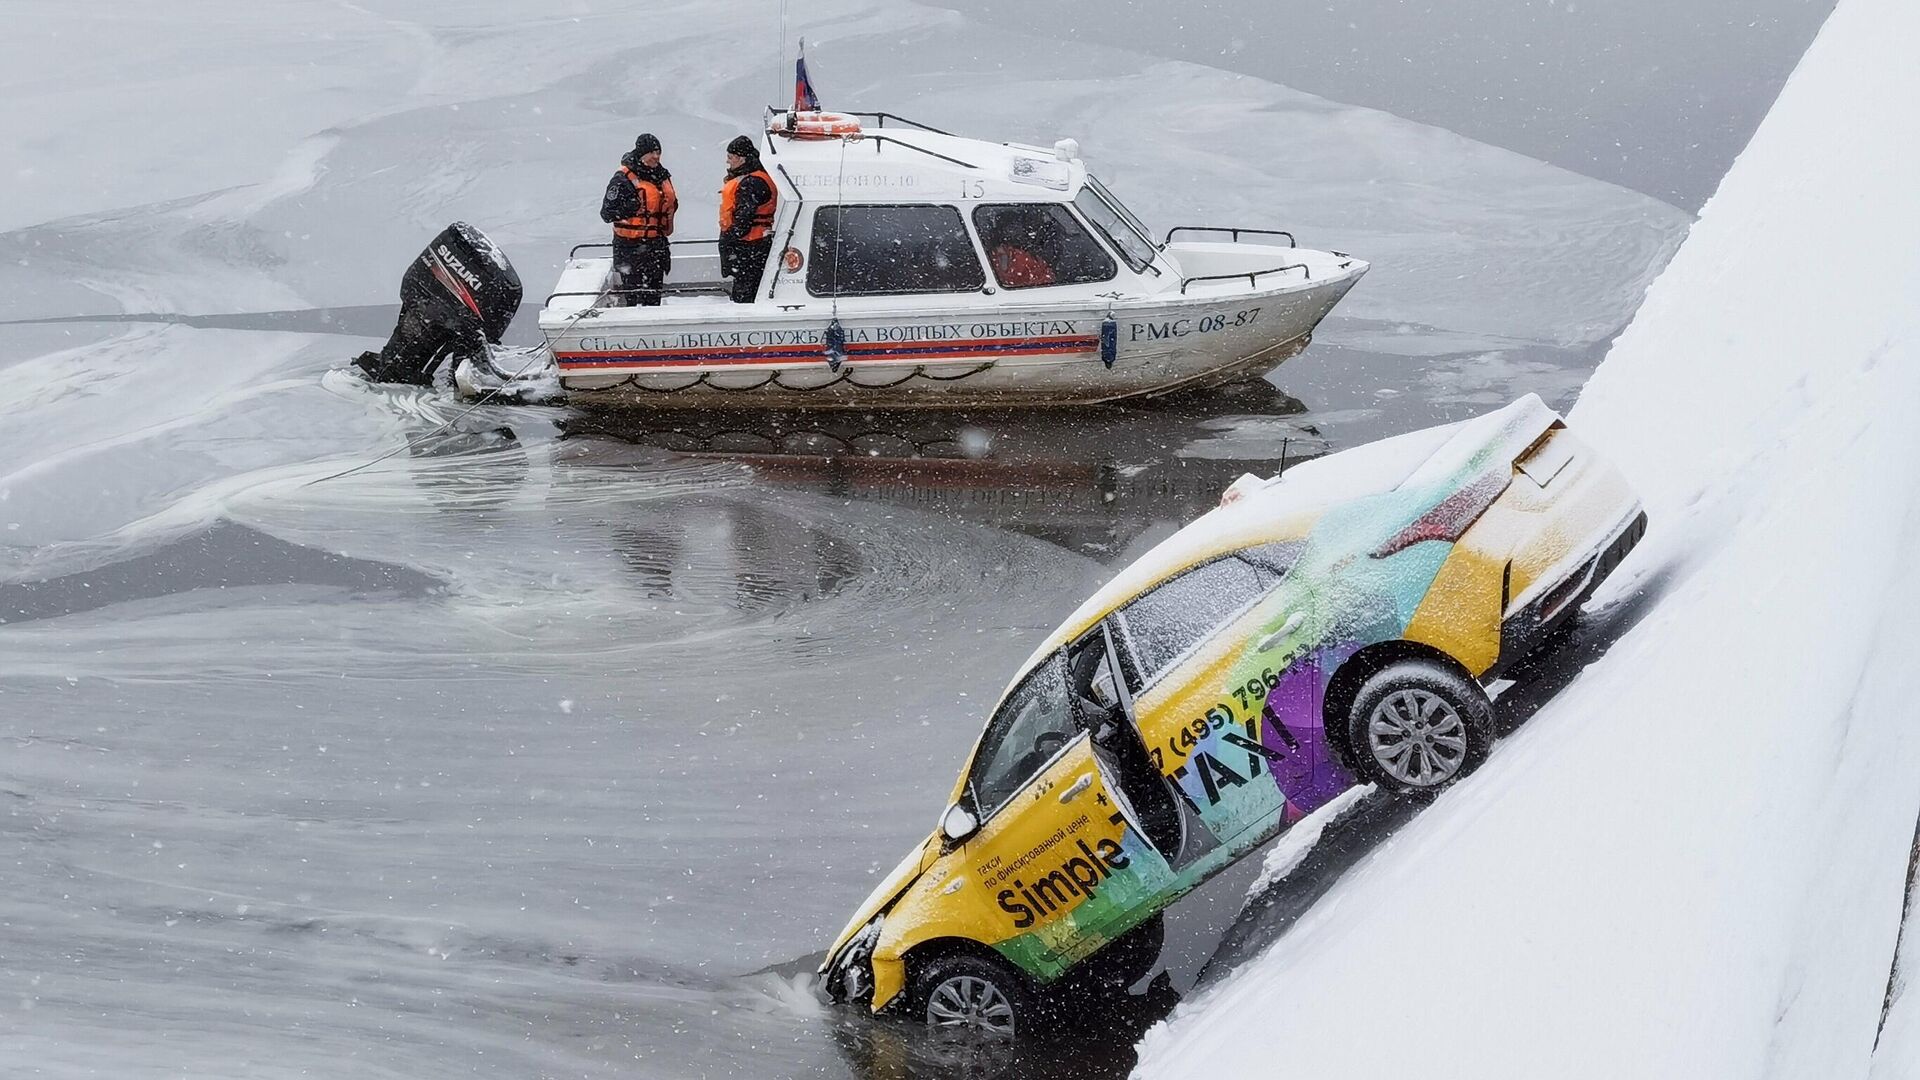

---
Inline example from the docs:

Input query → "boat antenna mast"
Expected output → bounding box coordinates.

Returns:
[776,0,791,122]
[824,126,849,370]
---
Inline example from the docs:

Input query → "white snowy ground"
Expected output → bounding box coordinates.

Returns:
[1135,0,1920,1075]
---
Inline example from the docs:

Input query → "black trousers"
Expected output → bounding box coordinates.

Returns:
[721,238,772,304]
[612,237,670,306]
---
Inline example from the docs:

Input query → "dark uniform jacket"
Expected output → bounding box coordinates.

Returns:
[600,152,673,231]
[719,163,775,244]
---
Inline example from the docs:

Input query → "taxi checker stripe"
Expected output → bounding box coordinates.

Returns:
[552,336,1098,368]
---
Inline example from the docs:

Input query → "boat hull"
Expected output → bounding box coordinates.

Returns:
[540,270,1363,409]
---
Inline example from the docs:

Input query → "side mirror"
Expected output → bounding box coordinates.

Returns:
[939,803,979,845]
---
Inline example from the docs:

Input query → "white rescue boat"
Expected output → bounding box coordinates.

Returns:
[359,110,1366,410]
[518,112,1366,408]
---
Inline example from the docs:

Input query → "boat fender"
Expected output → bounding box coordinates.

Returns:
[825,318,848,372]
[1100,312,1118,369]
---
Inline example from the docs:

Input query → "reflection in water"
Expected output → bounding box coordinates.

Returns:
[612,503,866,612]
[404,423,530,514]
[555,385,1322,568]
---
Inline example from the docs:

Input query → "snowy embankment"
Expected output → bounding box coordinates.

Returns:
[1136,0,1920,1075]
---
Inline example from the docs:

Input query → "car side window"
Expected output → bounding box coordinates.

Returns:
[807,205,986,296]
[972,204,1117,289]
[1238,539,1305,584]
[968,651,1079,817]
[1113,553,1277,691]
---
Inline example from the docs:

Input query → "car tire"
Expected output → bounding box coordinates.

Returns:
[910,952,1042,1039]
[1343,658,1492,794]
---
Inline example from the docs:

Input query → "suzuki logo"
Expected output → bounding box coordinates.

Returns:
[436,245,484,292]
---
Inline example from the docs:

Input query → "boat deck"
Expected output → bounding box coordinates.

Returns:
[544,243,732,315]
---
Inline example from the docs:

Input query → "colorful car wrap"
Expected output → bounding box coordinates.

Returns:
[823,394,1644,1011]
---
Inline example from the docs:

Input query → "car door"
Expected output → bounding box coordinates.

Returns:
[1069,624,1214,874]
[1114,543,1327,851]
[955,649,1177,975]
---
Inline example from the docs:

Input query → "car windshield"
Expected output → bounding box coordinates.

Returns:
[1075,178,1158,272]
[967,651,1079,816]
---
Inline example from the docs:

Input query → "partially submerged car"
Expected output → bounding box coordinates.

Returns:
[820,394,1646,1035]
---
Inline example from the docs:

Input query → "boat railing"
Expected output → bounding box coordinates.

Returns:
[764,108,960,137]
[1179,263,1311,295]
[544,280,730,307]
[858,135,977,169]
[568,238,722,259]
[1163,226,1297,248]
[758,108,979,170]
[766,131,974,170]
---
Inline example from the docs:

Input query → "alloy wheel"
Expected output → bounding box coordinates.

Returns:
[1365,688,1469,788]
[925,974,1017,1036]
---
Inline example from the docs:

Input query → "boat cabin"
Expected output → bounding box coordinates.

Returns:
[531,111,1366,407]
[546,112,1326,313]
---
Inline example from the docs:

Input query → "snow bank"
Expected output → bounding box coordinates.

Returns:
[1135,0,1920,1074]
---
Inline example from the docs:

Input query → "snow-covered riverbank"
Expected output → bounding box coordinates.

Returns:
[1135,0,1920,1074]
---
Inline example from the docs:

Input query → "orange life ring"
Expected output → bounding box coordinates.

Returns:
[782,247,804,273]
[774,111,863,140]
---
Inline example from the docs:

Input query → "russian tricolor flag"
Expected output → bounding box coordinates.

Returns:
[794,41,821,113]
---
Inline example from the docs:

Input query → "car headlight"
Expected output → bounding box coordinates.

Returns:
[828,915,884,1007]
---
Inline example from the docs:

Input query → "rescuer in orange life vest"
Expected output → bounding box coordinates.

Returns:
[599,133,678,306]
[718,135,777,304]
[986,218,1057,289]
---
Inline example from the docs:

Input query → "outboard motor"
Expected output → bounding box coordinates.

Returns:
[354,222,522,386]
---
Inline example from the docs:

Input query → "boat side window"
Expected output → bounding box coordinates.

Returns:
[1113,555,1271,692]
[972,204,1117,289]
[967,651,1079,818]
[807,205,986,297]
[1074,178,1158,274]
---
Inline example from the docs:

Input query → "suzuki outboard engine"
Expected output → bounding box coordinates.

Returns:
[354,222,522,386]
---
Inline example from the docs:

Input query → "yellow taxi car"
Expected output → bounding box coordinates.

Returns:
[822,394,1645,1035]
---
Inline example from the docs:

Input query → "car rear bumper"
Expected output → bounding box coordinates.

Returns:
[1492,506,1648,676]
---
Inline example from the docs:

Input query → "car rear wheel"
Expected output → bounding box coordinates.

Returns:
[912,952,1039,1038]
[1344,658,1492,794]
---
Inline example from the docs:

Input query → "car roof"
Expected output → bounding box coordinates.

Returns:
[1001,417,1476,695]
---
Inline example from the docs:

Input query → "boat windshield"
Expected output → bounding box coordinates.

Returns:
[1076,177,1159,273]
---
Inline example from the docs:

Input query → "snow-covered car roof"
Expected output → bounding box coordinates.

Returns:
[1013,395,1560,685]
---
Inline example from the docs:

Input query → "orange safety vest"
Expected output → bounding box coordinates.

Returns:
[719,167,777,243]
[613,167,677,241]
[991,244,1055,288]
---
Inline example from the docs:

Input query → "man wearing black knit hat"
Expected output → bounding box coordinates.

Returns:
[600,133,678,306]
[717,134,777,304]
